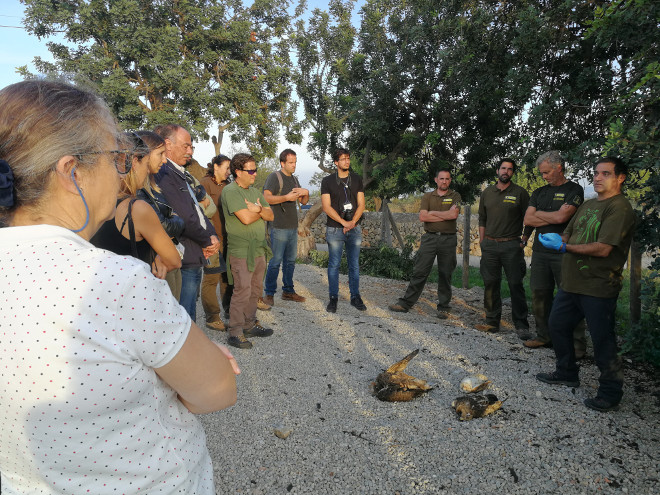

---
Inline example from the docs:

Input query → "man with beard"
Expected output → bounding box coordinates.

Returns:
[321,148,366,313]
[154,124,220,319]
[477,158,530,336]
[388,169,461,319]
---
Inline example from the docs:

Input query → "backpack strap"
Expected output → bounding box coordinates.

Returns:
[119,198,139,258]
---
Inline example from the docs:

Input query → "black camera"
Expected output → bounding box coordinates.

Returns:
[193,184,207,202]
[340,206,353,221]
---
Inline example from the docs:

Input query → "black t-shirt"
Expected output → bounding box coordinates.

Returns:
[528,180,584,253]
[320,171,364,228]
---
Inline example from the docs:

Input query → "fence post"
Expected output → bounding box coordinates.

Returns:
[462,204,471,289]
[629,240,642,325]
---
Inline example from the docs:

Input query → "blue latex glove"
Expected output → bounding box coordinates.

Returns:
[538,233,567,253]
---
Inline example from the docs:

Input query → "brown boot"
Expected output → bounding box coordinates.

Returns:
[258,296,272,310]
[206,320,226,331]
[524,339,552,348]
[282,292,306,302]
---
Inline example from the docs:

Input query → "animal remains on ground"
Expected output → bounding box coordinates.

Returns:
[459,374,491,393]
[372,349,433,402]
[452,394,503,420]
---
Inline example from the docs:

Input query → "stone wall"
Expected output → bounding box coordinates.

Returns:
[300,211,534,257]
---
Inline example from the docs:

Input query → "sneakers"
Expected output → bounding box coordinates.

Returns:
[227,334,253,349]
[516,328,532,341]
[326,296,338,313]
[584,397,619,412]
[257,297,272,311]
[524,339,552,349]
[350,296,367,311]
[244,323,273,338]
[388,303,408,313]
[536,371,580,388]
[436,310,449,320]
[282,292,306,302]
[206,320,226,331]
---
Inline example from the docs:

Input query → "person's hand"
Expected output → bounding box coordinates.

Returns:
[245,198,263,213]
[214,343,241,375]
[285,190,299,202]
[538,233,566,253]
[342,219,356,233]
[151,255,168,279]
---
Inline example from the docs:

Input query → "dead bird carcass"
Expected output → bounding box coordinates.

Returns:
[459,374,491,393]
[452,394,503,420]
[372,349,433,402]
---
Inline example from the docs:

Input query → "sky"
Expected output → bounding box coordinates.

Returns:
[0,0,347,191]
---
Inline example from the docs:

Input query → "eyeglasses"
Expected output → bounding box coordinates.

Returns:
[241,168,258,175]
[74,149,133,174]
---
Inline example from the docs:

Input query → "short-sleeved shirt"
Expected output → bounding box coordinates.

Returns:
[561,194,635,298]
[221,181,268,259]
[478,182,530,238]
[0,225,215,494]
[320,171,365,228]
[263,171,300,229]
[420,189,462,233]
[528,180,584,253]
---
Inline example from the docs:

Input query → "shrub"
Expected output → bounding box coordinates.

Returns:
[620,270,660,367]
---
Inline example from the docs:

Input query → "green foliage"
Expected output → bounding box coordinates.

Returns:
[619,270,660,367]
[20,0,301,159]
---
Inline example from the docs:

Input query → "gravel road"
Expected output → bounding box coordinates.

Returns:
[197,263,659,494]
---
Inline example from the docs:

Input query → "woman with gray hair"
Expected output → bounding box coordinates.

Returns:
[0,80,239,494]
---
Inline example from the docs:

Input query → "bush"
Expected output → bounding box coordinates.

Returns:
[620,270,660,367]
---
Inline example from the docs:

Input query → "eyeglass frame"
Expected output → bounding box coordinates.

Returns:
[240,167,258,175]
[73,149,134,174]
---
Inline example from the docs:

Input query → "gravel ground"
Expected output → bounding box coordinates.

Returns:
[196,263,659,494]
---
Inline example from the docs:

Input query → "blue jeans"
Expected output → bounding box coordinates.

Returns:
[180,266,203,321]
[326,225,362,299]
[264,227,298,296]
[549,289,623,404]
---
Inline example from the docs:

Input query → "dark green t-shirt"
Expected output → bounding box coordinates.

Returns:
[528,180,584,253]
[420,189,462,233]
[561,194,635,298]
[478,182,529,238]
[221,182,268,259]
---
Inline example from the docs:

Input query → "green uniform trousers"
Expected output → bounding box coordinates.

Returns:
[397,233,457,311]
[530,250,587,354]
[479,238,529,329]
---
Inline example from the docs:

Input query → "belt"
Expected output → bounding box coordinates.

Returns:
[426,231,456,235]
[485,235,519,242]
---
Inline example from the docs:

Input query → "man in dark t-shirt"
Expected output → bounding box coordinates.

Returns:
[389,169,461,319]
[536,157,635,413]
[477,158,530,335]
[262,149,309,306]
[321,148,366,313]
[523,151,586,357]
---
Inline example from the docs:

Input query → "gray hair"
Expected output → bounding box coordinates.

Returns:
[535,150,565,171]
[0,80,119,224]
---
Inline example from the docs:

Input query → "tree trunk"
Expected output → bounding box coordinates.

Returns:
[380,198,392,246]
[386,205,405,249]
[212,123,230,156]
[462,205,471,289]
[629,240,641,325]
[297,201,324,258]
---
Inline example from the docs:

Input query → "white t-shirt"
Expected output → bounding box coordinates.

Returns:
[0,225,215,494]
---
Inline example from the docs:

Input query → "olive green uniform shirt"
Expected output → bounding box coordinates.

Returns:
[420,189,462,233]
[561,194,635,298]
[478,182,530,238]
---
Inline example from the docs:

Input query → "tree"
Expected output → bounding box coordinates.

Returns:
[20,0,302,159]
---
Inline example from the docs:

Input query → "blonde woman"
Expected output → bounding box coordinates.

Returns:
[91,132,181,278]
